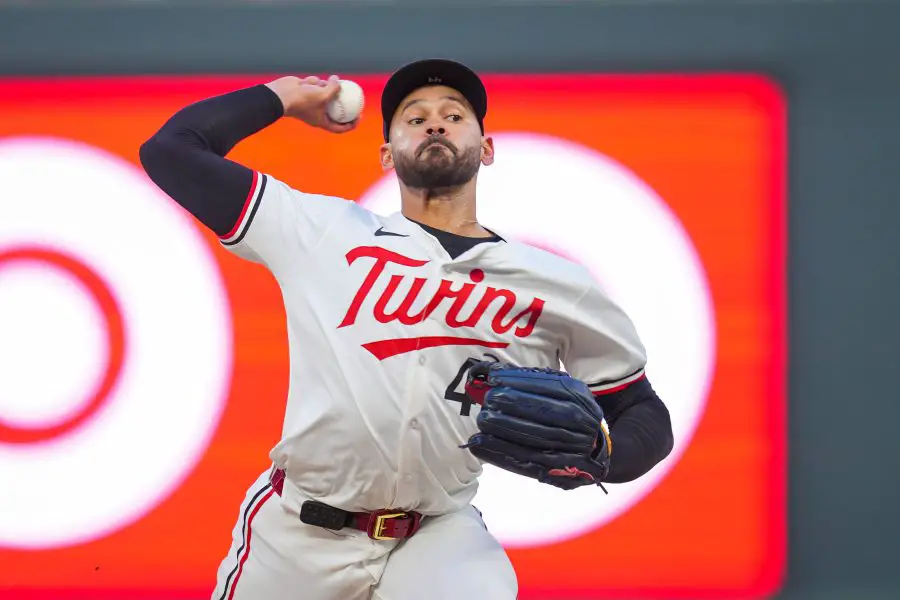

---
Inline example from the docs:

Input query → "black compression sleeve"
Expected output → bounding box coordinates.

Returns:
[595,377,675,483]
[138,84,284,237]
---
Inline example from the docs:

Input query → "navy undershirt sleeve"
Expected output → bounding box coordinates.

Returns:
[595,377,675,483]
[138,84,284,237]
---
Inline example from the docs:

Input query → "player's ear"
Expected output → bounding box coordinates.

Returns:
[481,136,495,166]
[380,143,394,171]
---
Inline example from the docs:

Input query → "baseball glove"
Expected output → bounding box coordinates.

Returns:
[460,361,612,491]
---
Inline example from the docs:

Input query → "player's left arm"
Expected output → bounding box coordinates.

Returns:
[591,376,673,483]
[561,281,675,483]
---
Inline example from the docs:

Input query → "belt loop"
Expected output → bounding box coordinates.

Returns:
[270,467,285,496]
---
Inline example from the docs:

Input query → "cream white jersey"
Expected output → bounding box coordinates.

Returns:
[219,172,647,517]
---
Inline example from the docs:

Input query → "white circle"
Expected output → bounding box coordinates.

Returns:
[0,264,107,428]
[359,132,716,548]
[0,136,233,549]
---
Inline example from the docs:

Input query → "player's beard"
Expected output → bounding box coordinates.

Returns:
[393,136,482,192]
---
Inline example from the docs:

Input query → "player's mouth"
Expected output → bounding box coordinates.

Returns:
[417,138,457,157]
[421,145,452,157]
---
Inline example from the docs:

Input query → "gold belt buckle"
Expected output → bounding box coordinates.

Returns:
[371,512,407,541]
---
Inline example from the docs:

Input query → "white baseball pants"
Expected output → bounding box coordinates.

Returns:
[210,470,518,600]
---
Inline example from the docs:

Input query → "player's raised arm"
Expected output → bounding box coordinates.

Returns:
[138,75,358,269]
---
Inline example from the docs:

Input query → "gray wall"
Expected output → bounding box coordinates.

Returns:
[2,1,899,598]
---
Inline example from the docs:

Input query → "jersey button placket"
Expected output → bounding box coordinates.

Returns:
[395,260,439,506]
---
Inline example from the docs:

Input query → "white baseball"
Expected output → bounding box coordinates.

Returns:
[326,79,364,124]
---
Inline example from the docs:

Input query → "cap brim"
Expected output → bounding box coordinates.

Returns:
[381,58,487,141]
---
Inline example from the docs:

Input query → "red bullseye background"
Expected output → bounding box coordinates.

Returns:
[0,246,125,444]
[0,74,785,600]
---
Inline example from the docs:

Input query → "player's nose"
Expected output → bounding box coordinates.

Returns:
[422,112,448,137]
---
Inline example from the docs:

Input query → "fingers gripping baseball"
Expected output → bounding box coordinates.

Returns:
[265,74,361,133]
[461,362,611,491]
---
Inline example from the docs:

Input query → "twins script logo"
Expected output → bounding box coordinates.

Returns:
[338,246,545,360]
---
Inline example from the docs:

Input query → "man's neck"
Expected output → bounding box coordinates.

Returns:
[399,184,493,238]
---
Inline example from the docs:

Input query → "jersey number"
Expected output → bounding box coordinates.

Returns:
[443,354,499,416]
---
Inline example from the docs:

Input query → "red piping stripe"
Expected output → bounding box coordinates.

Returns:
[226,488,275,600]
[591,372,647,396]
[221,171,260,241]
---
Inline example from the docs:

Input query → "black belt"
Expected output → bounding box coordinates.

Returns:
[269,468,424,541]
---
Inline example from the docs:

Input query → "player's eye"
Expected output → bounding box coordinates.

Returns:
[446,114,462,122]
[408,117,425,125]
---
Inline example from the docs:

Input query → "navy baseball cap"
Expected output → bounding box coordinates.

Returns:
[381,58,488,142]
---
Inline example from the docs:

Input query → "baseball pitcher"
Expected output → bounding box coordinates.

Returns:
[140,58,675,600]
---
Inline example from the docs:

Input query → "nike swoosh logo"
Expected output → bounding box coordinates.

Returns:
[374,227,409,238]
